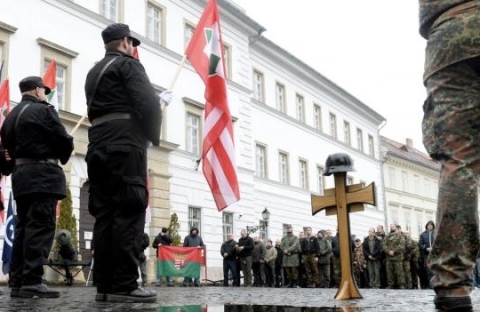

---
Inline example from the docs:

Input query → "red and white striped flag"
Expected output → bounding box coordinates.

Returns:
[185,0,240,211]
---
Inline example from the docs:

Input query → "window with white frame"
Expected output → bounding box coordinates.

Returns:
[255,143,267,178]
[43,59,66,110]
[404,209,411,232]
[347,176,354,185]
[344,121,351,146]
[416,211,423,238]
[388,167,396,188]
[424,178,430,197]
[259,220,267,242]
[223,44,231,79]
[368,135,375,156]
[296,94,305,122]
[278,152,289,185]
[282,223,289,236]
[299,159,308,189]
[146,2,163,44]
[401,171,409,192]
[188,206,201,232]
[357,128,364,152]
[329,113,337,139]
[222,212,233,242]
[252,70,264,102]
[390,208,399,225]
[0,22,15,82]
[414,175,420,194]
[184,23,195,48]
[317,166,325,194]
[38,38,78,112]
[186,112,201,155]
[313,104,322,131]
[275,83,286,113]
[100,0,119,21]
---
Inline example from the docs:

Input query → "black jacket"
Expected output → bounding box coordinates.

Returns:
[85,50,161,149]
[237,236,254,258]
[220,239,237,261]
[152,233,173,248]
[301,236,319,255]
[141,233,150,251]
[362,236,383,261]
[1,95,73,199]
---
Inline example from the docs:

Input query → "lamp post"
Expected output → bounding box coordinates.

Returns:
[246,207,270,235]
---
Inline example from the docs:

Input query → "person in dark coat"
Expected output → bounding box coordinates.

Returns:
[152,227,173,286]
[274,239,284,288]
[138,233,150,287]
[182,227,204,287]
[220,233,238,286]
[84,23,172,303]
[418,220,435,289]
[1,76,73,298]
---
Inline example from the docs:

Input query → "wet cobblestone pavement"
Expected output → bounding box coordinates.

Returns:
[1,285,479,312]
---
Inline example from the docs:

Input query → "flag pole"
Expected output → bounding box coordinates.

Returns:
[70,54,188,136]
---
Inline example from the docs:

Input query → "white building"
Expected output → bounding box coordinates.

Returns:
[381,137,440,241]
[0,0,387,282]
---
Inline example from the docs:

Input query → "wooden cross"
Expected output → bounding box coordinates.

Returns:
[311,172,376,300]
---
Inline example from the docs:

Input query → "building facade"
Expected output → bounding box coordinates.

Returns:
[381,137,440,241]
[0,0,387,282]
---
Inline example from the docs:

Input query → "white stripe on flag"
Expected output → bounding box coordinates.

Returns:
[205,144,237,205]
[204,106,222,135]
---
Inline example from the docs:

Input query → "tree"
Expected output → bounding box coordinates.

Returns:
[55,188,78,251]
[167,213,181,246]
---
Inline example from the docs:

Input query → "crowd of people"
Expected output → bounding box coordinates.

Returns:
[216,221,444,290]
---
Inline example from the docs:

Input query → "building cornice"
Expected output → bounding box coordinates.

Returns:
[0,21,17,34]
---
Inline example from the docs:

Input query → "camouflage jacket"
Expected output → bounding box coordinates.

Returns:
[402,237,417,261]
[353,245,366,272]
[383,232,405,261]
[419,1,480,81]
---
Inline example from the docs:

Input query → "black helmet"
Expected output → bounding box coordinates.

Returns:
[324,153,355,176]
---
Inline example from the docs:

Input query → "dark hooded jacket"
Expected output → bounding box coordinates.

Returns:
[183,227,204,247]
[419,220,436,256]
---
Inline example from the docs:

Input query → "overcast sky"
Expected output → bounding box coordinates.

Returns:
[233,0,427,152]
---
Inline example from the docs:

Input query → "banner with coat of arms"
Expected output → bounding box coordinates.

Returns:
[157,246,204,278]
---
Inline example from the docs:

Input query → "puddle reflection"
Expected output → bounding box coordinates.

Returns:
[157,305,363,312]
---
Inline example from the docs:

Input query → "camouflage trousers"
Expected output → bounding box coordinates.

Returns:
[386,259,404,288]
[402,260,412,289]
[423,59,480,296]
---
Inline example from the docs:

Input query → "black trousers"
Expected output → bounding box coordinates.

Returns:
[87,145,148,294]
[10,194,57,287]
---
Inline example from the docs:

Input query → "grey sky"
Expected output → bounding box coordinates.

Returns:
[234,0,427,152]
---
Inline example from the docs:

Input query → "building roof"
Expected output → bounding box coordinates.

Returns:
[381,136,440,171]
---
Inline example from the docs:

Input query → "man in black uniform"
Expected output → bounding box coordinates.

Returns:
[84,23,171,303]
[1,76,73,298]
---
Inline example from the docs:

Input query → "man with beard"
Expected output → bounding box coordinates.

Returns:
[220,233,238,287]
[383,223,405,289]
[182,227,204,286]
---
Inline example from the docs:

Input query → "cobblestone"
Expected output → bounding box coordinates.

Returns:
[1,285,479,312]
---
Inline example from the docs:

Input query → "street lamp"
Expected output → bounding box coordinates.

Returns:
[246,207,270,234]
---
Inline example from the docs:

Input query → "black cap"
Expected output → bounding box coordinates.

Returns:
[19,76,51,95]
[102,23,140,47]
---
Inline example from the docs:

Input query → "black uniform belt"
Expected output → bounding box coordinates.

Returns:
[91,113,133,126]
[16,158,58,165]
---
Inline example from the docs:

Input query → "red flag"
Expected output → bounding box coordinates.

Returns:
[0,79,10,127]
[43,60,59,110]
[132,47,139,60]
[0,79,9,224]
[185,0,240,211]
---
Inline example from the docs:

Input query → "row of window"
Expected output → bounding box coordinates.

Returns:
[387,167,438,198]
[252,71,376,156]
[389,207,434,240]
[255,143,357,192]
